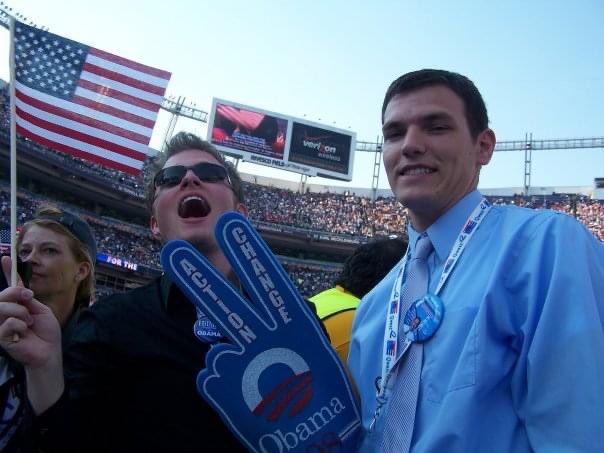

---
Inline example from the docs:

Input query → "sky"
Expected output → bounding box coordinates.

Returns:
[0,0,602,193]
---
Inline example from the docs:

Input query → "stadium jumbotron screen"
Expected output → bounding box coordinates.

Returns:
[288,121,353,178]
[207,98,356,181]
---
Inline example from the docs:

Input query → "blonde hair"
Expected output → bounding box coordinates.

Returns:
[17,205,96,306]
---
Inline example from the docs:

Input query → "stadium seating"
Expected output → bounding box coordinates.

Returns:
[1,85,602,299]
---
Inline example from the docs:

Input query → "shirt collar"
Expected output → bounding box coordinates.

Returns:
[160,270,244,312]
[160,273,174,310]
[407,190,483,262]
[161,273,196,315]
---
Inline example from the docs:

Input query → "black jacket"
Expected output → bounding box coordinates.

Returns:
[38,276,246,452]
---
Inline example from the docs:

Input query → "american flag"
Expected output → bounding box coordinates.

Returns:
[13,21,171,175]
[463,219,477,235]
[0,230,10,255]
[386,340,396,356]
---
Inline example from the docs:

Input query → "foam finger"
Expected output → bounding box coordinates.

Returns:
[160,240,269,349]
[215,212,316,331]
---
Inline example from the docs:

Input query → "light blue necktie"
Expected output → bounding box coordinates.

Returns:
[381,233,433,452]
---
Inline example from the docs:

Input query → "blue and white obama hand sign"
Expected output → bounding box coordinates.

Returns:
[160,212,361,452]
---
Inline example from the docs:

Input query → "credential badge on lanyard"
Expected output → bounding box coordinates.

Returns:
[371,198,491,431]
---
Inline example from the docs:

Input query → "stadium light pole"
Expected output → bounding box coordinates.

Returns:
[299,174,308,194]
[160,96,185,152]
[524,132,533,196]
[371,136,383,201]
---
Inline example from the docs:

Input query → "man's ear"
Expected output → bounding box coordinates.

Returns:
[236,203,249,217]
[150,215,162,241]
[476,128,496,166]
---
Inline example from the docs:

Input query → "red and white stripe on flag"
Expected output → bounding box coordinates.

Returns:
[13,21,171,175]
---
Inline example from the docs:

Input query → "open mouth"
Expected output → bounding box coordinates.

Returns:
[401,166,436,176]
[178,196,211,218]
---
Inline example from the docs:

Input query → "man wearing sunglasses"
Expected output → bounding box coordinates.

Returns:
[0,132,251,451]
[148,134,248,278]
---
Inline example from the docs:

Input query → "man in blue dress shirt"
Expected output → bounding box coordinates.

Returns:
[348,69,604,452]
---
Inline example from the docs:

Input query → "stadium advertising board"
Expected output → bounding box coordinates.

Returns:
[97,253,162,277]
[208,98,356,181]
[288,120,353,180]
[97,253,139,271]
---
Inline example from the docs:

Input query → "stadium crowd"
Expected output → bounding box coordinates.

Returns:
[1,84,603,299]
[3,84,600,242]
[0,186,343,297]
[3,182,603,298]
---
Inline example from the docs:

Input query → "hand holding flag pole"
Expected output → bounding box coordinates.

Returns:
[7,16,171,338]
[9,14,18,289]
[8,13,23,350]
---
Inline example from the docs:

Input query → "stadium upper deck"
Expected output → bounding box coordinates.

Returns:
[1,78,603,298]
[1,83,603,251]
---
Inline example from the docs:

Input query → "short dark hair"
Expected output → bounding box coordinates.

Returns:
[146,132,245,213]
[382,69,489,139]
[336,237,407,299]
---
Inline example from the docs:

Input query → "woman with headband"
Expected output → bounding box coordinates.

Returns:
[0,205,96,452]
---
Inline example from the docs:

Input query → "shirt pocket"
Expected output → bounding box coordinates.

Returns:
[422,307,478,403]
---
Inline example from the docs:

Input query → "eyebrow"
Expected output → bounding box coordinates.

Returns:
[382,111,455,132]
[421,112,455,123]
[19,241,62,249]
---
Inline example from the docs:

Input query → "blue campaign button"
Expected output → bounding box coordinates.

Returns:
[403,293,445,343]
[194,314,223,343]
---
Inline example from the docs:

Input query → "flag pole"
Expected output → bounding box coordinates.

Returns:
[9,15,17,285]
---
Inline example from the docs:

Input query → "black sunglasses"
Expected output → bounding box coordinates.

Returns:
[154,162,232,189]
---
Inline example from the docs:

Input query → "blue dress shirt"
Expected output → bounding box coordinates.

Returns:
[349,190,604,452]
